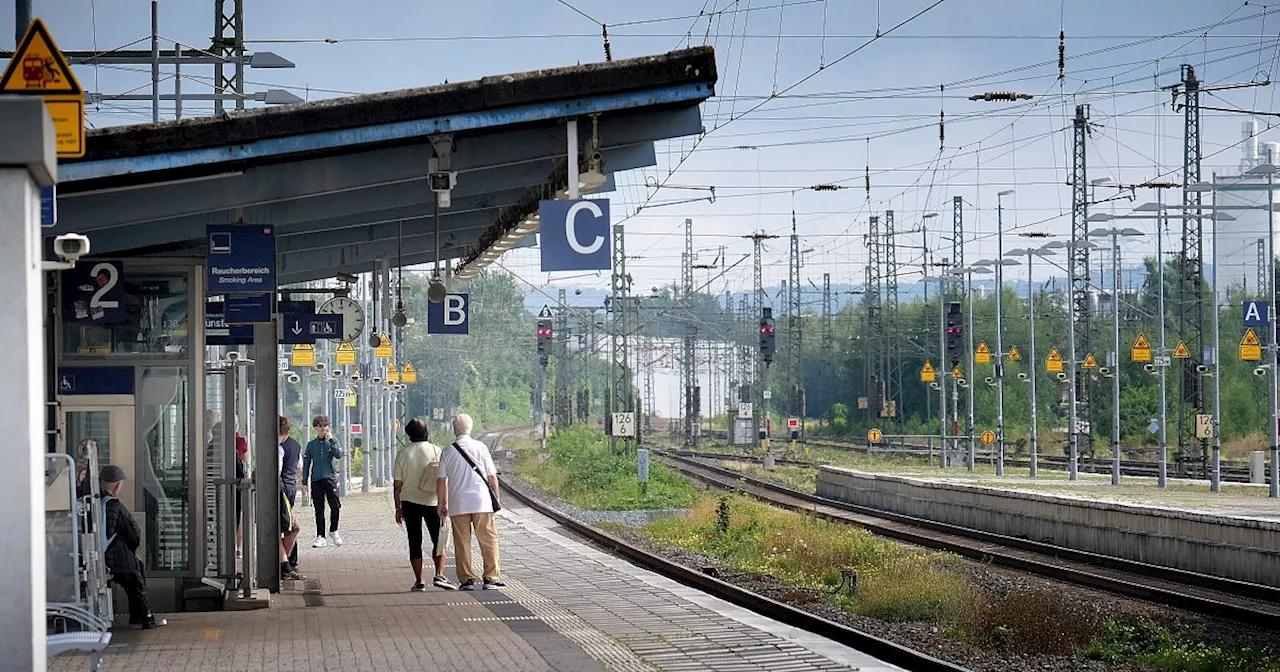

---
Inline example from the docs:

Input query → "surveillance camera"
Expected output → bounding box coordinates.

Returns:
[930,382,940,390]
[286,372,300,384]
[958,379,969,388]
[226,351,241,362]
[372,376,382,383]
[1017,372,1029,381]
[1099,367,1111,376]
[314,363,327,372]
[574,289,582,295]
[1143,364,1155,373]
[1056,372,1068,381]
[984,377,994,385]
[1195,364,1208,374]
[351,372,362,381]
[53,233,91,264]
[1255,366,1268,377]
[332,369,344,378]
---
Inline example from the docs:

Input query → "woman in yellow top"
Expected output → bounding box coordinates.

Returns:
[393,418,456,592]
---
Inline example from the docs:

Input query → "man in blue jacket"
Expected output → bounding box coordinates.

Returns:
[301,415,344,548]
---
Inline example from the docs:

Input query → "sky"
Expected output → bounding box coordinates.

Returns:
[10,1,1278,416]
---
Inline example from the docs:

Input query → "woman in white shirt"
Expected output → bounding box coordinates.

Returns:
[393,418,456,592]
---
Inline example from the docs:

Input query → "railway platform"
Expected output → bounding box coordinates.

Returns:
[50,489,900,672]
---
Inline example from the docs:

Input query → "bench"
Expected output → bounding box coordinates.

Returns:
[47,603,112,672]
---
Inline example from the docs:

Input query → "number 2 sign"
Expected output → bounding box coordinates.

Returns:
[62,261,126,323]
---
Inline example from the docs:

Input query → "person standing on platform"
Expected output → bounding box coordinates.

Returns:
[436,413,504,591]
[302,415,344,548]
[393,418,456,592]
[99,466,166,629]
[279,415,304,573]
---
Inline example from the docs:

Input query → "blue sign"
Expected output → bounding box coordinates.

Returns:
[539,199,610,271]
[1244,300,1268,327]
[225,292,272,323]
[41,185,56,227]
[57,367,134,395]
[427,293,470,334]
[61,261,126,323]
[207,224,277,294]
[279,313,343,344]
[1148,420,1160,434]
[206,303,254,346]
[278,300,316,314]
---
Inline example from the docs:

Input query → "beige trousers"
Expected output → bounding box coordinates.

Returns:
[451,512,501,583]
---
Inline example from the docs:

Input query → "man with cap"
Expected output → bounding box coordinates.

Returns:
[100,465,165,629]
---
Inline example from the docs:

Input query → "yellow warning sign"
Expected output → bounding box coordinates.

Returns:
[981,429,996,446]
[920,361,936,383]
[951,366,964,380]
[975,342,991,365]
[867,428,883,443]
[344,389,357,407]
[336,342,356,365]
[1241,328,1263,361]
[1173,341,1191,359]
[0,19,84,157]
[386,362,399,383]
[1007,345,1021,361]
[1082,353,1098,369]
[291,344,316,367]
[1046,347,1063,373]
[375,333,393,358]
[401,361,418,384]
[1131,332,1152,363]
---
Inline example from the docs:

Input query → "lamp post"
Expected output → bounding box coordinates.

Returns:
[994,189,1015,475]
[1088,225,1144,485]
[1043,239,1100,479]
[1004,244,1057,476]
[952,264,993,471]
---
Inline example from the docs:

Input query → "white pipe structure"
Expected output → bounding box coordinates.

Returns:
[1087,226,1144,486]
[1003,245,1058,476]
[1041,239,1100,478]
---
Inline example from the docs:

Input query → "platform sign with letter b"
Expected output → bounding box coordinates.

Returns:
[539,199,611,271]
[427,293,470,334]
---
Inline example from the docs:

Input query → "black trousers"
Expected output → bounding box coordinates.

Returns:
[112,558,152,622]
[284,487,299,568]
[312,478,340,538]
[402,500,442,561]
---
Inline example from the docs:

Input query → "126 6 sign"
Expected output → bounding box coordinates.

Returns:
[610,412,635,437]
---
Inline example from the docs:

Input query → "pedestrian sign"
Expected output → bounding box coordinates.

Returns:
[401,361,418,384]
[291,344,315,367]
[336,342,356,365]
[1046,347,1063,373]
[1241,328,1263,361]
[867,428,883,443]
[386,362,399,383]
[375,333,393,358]
[0,19,85,157]
[975,342,991,365]
[1131,333,1152,363]
[981,430,996,446]
[1173,341,1191,359]
[920,361,936,383]
[1082,353,1098,369]
[1007,346,1021,361]
[951,366,963,380]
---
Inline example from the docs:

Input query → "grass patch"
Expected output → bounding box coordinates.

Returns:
[514,426,697,510]
[1084,619,1280,672]
[721,461,818,494]
[643,494,971,623]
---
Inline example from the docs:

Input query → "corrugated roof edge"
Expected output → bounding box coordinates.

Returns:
[73,46,716,162]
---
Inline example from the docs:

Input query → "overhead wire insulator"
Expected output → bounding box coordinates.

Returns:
[968,91,1034,102]
[938,84,945,149]
[1057,30,1065,80]
[603,24,613,62]
[865,165,871,199]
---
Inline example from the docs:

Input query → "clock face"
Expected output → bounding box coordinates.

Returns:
[318,297,366,343]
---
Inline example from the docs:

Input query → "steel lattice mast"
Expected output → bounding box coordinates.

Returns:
[1178,64,1207,470]
[788,212,803,418]
[1069,103,1093,464]
[884,209,900,418]
[865,215,883,418]
[554,288,570,428]
[680,218,697,445]
[609,223,632,454]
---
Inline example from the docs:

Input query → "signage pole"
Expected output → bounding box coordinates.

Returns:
[1110,230,1122,486]
[1157,196,1169,488]
[254,321,281,593]
[360,374,370,493]
[1269,165,1279,498]
[1027,251,1039,477]
[937,276,948,468]
[995,193,1009,476]
[0,97,54,670]
[1210,178,1222,493]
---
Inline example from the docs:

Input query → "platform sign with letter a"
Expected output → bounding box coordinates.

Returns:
[0,19,84,157]
[427,293,470,334]
[1243,300,1268,327]
[539,199,611,271]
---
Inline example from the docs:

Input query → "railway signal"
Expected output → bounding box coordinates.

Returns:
[759,307,776,364]
[536,319,553,366]
[946,301,964,367]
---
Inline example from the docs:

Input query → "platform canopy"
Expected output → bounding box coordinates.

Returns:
[47,47,717,284]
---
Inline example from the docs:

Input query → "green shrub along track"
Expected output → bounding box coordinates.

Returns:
[654,449,1280,629]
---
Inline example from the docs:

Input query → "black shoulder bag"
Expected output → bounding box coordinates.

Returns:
[451,442,502,512]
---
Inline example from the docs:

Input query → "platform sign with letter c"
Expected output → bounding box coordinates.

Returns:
[427,293,470,334]
[539,199,611,271]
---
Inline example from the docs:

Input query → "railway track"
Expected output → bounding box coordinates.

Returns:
[486,433,973,672]
[655,449,1280,629]
[700,430,1265,483]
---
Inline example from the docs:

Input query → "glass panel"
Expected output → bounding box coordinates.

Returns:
[63,270,190,356]
[64,410,112,493]
[45,454,79,604]
[139,367,190,572]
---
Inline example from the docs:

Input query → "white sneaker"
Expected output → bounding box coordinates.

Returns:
[312,536,327,548]
[330,531,344,547]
